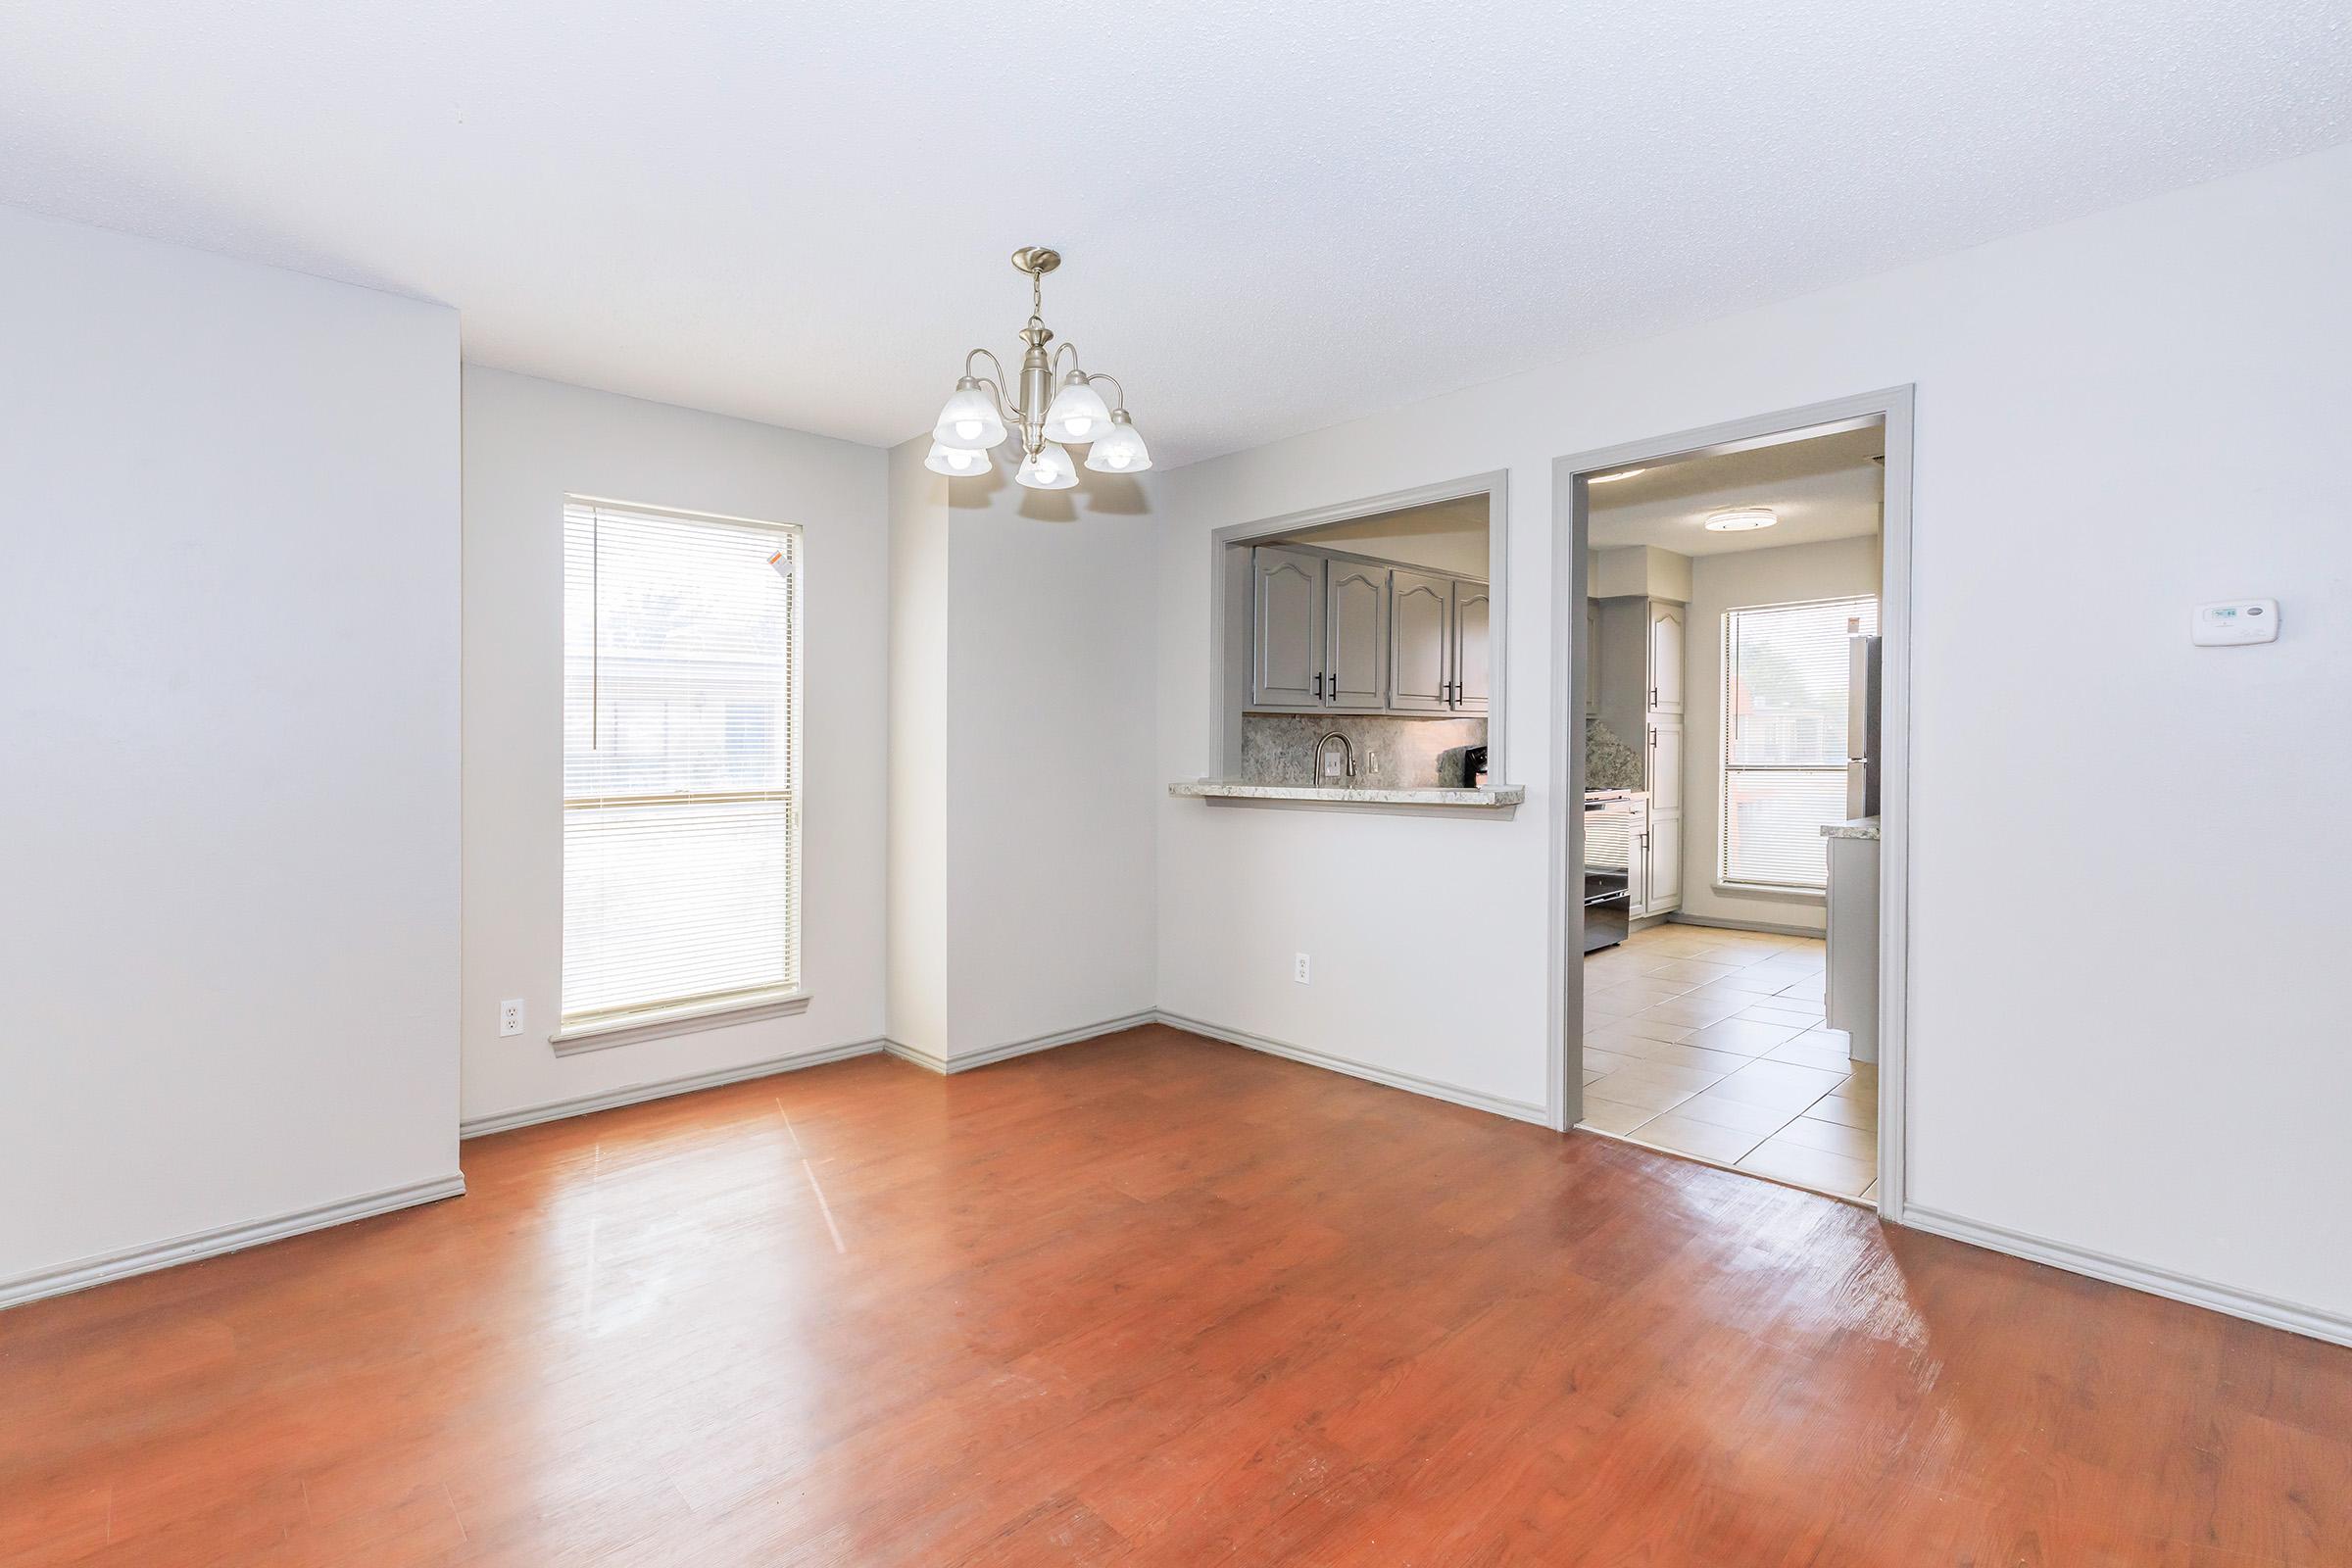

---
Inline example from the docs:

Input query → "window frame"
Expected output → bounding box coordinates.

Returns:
[550,496,808,1053]
[1716,592,1877,895]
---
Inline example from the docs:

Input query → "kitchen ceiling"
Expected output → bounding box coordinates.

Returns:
[2,2,2345,466]
[1589,425,1885,556]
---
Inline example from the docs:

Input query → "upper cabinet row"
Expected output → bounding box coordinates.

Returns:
[1251,545,1490,714]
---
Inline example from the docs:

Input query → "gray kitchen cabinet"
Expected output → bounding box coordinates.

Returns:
[1648,602,1686,714]
[1451,580,1491,712]
[1388,570,1453,712]
[1639,808,1684,920]
[1251,546,1324,708]
[1645,716,1685,814]
[1596,592,1688,914]
[1324,559,1391,710]
[1250,545,1492,717]
[1824,832,1880,1062]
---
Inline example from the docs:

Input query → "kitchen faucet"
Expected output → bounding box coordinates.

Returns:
[1314,730,1355,786]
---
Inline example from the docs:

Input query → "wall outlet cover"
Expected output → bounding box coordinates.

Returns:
[499,999,524,1037]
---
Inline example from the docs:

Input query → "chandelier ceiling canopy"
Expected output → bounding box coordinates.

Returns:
[926,247,1152,487]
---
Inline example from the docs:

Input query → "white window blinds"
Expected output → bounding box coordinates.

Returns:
[1720,595,1878,891]
[562,500,801,1026]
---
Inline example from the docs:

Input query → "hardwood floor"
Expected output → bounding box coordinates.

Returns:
[4,1025,2347,1565]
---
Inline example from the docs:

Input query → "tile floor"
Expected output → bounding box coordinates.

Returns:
[1579,923,1878,1202]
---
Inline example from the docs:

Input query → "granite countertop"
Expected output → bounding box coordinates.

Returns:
[1170,780,1525,808]
[1822,816,1882,841]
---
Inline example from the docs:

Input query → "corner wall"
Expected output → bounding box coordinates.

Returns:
[0,206,462,1298]
[460,368,890,1129]
[1154,142,2352,1322]
[887,444,1162,1063]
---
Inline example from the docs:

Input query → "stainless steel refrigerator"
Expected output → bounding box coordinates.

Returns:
[1846,633,1882,819]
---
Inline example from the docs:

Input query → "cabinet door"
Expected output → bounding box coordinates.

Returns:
[1388,571,1453,711]
[1252,546,1325,707]
[1451,580,1492,712]
[1645,716,1684,812]
[1642,813,1684,914]
[1324,561,1390,710]
[1647,602,1686,714]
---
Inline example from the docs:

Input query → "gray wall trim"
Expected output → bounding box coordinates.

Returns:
[1153,1010,1550,1127]
[888,1011,1160,1076]
[461,1037,887,1139]
[1901,1203,2352,1349]
[1550,385,1916,1199]
[0,1173,466,1313]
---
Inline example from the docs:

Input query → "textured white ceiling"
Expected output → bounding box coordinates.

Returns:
[2,2,2345,465]
[1591,426,1884,556]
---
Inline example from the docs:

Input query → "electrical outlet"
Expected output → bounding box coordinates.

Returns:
[1294,953,1310,984]
[499,999,524,1037]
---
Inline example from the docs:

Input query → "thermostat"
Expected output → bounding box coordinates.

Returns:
[2192,600,2278,646]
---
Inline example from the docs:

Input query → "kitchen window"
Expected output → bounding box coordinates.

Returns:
[558,499,802,1042]
[1719,595,1877,891]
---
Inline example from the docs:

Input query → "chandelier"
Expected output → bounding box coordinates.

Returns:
[926,246,1152,489]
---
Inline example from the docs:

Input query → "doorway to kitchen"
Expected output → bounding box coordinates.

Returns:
[1550,390,1912,1213]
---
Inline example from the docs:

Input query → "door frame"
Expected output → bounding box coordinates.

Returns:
[1547,386,1916,1217]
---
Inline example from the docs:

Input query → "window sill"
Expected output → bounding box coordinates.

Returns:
[550,989,811,1054]
[1710,883,1827,906]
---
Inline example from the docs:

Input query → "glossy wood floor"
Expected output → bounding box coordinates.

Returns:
[5,1026,2348,1566]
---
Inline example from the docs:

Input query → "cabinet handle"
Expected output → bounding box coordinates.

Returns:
[1315,672,1324,699]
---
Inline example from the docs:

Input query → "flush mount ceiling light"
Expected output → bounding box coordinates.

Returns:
[1703,507,1779,532]
[1589,467,1647,483]
[930,247,1152,487]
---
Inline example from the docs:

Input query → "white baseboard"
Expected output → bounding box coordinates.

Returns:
[460,1037,888,1139]
[1152,1009,1551,1127]
[1666,912,1825,939]
[885,1011,1158,1076]
[0,1173,466,1313]
[1900,1201,2352,1349]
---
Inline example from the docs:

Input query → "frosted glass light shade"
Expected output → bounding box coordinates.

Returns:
[924,440,994,478]
[932,380,1007,450]
[1083,412,1152,473]
[1042,375,1112,444]
[1014,442,1079,490]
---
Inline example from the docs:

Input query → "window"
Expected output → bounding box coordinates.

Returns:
[1719,595,1878,891]
[562,500,800,1031]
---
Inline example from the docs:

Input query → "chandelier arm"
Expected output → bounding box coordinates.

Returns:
[1083,371,1127,413]
[960,349,1018,421]
[1051,341,1083,382]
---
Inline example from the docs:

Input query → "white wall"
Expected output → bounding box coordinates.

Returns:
[885,447,1162,1063]
[1156,142,2352,1320]
[461,368,889,1127]
[1681,535,1884,931]
[884,453,1161,1067]
[943,467,1161,1056]
[886,443,953,1063]
[0,206,461,1294]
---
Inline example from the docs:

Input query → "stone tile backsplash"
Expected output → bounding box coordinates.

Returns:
[1241,712,1489,788]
